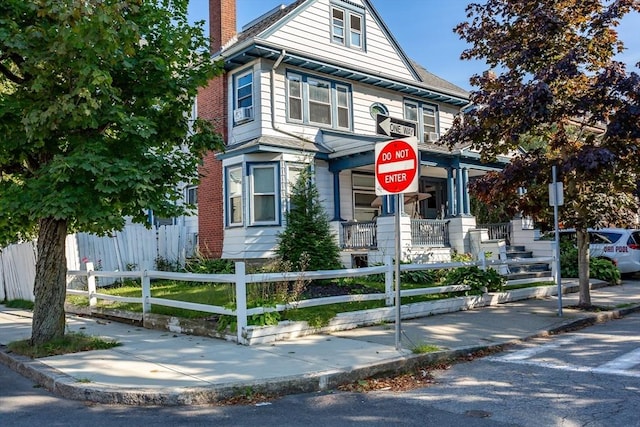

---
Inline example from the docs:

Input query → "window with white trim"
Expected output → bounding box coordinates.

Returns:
[308,78,332,125]
[331,5,363,49]
[404,100,440,142]
[288,74,303,121]
[249,164,278,224]
[336,85,350,128]
[226,166,243,226]
[352,173,377,221]
[286,164,304,213]
[233,69,253,125]
[286,72,352,130]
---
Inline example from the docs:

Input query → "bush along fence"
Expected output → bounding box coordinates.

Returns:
[67,256,557,345]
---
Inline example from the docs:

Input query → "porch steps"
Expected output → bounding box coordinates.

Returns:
[504,245,552,281]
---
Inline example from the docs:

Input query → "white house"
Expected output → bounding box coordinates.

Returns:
[196,0,511,266]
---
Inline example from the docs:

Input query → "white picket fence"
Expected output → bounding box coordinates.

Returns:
[1,224,196,301]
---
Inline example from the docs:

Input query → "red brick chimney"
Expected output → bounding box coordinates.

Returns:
[197,0,236,258]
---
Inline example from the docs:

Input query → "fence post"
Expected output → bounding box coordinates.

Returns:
[86,262,97,308]
[479,252,487,271]
[235,262,248,345]
[141,269,151,314]
[384,255,393,306]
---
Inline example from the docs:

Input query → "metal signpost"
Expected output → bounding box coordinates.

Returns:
[550,166,564,317]
[374,138,419,350]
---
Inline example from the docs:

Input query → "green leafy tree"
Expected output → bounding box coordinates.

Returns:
[276,165,342,272]
[444,0,640,308]
[0,0,224,345]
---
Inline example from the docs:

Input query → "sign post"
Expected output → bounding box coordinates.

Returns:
[550,166,564,317]
[375,138,419,351]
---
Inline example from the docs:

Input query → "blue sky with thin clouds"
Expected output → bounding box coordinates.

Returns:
[188,0,640,91]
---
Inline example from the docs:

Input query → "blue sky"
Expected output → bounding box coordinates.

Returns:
[188,0,640,91]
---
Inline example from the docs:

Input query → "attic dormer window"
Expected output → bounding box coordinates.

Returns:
[331,5,363,49]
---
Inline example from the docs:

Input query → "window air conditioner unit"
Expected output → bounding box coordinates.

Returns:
[233,106,253,123]
[428,132,440,142]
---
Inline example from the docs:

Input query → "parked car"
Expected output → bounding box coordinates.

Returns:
[547,228,640,274]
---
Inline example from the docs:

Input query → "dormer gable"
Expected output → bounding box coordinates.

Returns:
[214,0,468,106]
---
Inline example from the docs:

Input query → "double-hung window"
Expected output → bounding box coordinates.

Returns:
[286,72,351,130]
[308,78,332,125]
[352,173,377,221]
[331,4,364,49]
[336,85,350,128]
[226,166,243,226]
[404,100,440,142]
[249,164,278,225]
[233,69,253,125]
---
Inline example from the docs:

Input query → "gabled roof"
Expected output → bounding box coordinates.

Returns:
[217,0,470,106]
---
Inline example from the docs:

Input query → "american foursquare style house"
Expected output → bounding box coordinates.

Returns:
[193,0,511,267]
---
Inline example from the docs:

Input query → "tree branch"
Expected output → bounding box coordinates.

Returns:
[0,61,26,84]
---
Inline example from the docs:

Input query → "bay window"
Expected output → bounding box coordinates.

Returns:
[226,166,243,226]
[249,163,278,225]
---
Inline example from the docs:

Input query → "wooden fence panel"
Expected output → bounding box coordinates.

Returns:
[1,242,36,301]
[1,224,194,299]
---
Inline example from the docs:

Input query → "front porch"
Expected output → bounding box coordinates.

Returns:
[337,217,519,267]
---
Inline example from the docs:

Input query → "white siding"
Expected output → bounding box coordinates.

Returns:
[264,0,416,82]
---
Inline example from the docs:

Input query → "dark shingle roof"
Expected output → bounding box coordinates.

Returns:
[410,60,469,99]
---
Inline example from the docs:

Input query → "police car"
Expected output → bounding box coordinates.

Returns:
[555,228,640,274]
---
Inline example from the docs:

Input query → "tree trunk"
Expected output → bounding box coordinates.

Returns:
[576,228,591,307]
[31,217,68,346]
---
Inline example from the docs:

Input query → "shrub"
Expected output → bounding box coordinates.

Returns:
[185,256,235,274]
[560,240,621,285]
[441,266,505,294]
[590,258,621,285]
[276,165,342,272]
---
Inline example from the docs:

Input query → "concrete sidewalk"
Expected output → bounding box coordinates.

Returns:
[1,280,640,405]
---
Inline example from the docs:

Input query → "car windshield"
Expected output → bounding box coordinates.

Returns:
[590,232,622,244]
[553,231,622,244]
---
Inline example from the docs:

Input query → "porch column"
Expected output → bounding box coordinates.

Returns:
[456,167,464,217]
[331,171,343,221]
[446,167,455,217]
[462,168,470,215]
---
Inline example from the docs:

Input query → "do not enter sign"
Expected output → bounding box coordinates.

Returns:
[375,138,419,195]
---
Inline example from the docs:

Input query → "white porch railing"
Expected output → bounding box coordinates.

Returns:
[476,222,512,245]
[340,219,451,250]
[340,221,376,249]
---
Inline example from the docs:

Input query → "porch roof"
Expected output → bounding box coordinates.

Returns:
[216,135,330,160]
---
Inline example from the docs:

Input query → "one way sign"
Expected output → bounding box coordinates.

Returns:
[375,114,417,138]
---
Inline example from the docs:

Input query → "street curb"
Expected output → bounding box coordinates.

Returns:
[2,302,640,406]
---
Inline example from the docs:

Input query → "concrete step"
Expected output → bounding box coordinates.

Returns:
[509,263,551,274]
[505,271,554,281]
[506,251,534,259]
